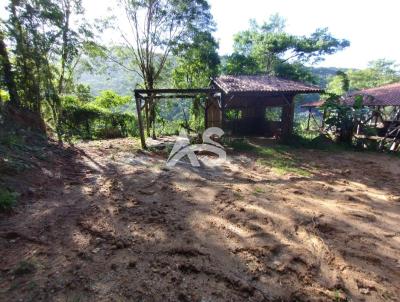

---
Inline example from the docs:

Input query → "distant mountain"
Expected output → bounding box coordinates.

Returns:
[76,64,141,96]
[310,66,348,88]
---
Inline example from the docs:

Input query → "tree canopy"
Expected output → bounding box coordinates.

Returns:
[222,14,350,83]
[327,59,400,94]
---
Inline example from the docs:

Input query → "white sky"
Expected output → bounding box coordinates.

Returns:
[209,0,400,69]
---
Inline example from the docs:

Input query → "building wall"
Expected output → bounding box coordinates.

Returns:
[206,94,295,138]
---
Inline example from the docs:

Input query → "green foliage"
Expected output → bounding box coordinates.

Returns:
[349,59,400,90]
[173,32,220,88]
[0,90,10,102]
[222,14,349,82]
[222,53,260,75]
[265,107,282,122]
[227,139,310,176]
[327,59,400,94]
[3,0,92,110]
[58,90,137,140]
[326,71,350,95]
[0,188,18,211]
[91,90,131,110]
[322,94,373,144]
[14,261,36,276]
[74,84,93,103]
[226,109,242,121]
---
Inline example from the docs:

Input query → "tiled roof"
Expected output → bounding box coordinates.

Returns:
[346,82,400,106]
[213,75,323,94]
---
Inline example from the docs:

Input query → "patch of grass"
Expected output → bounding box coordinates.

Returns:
[14,261,36,276]
[0,188,18,211]
[253,187,265,194]
[257,157,310,176]
[227,139,311,176]
[283,134,351,151]
[0,132,24,148]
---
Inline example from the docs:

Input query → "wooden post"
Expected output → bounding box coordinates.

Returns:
[321,107,327,129]
[306,107,311,131]
[220,93,226,130]
[281,95,295,140]
[204,96,209,129]
[135,94,147,149]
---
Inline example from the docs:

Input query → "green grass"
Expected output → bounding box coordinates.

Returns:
[0,188,18,211]
[13,261,36,276]
[227,138,311,176]
[253,187,266,195]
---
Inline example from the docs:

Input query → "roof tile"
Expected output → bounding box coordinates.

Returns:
[213,75,322,94]
[347,82,400,106]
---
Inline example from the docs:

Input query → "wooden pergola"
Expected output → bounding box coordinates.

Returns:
[134,88,218,149]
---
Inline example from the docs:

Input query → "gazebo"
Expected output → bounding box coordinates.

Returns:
[134,75,323,148]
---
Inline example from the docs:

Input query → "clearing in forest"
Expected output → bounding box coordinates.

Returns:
[0,138,399,301]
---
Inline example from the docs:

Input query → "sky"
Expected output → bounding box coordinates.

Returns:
[79,0,400,69]
[209,0,400,69]
[2,0,400,69]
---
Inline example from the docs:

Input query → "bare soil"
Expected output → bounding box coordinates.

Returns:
[1,138,400,301]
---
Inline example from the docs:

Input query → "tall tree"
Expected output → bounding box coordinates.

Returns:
[0,28,20,108]
[118,0,215,142]
[2,0,93,138]
[327,59,400,94]
[172,31,219,89]
[223,14,349,82]
[172,31,219,131]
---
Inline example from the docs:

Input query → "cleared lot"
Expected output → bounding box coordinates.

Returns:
[1,138,399,301]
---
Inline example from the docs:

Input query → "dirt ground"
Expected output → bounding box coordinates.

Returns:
[1,137,400,302]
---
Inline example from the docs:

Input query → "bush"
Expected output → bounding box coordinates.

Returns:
[0,188,18,211]
[0,89,10,102]
[58,90,138,140]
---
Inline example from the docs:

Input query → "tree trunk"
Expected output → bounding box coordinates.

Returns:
[0,29,20,107]
[281,95,295,141]
[58,0,71,94]
[135,95,147,149]
[151,101,156,139]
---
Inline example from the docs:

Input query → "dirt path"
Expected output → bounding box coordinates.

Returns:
[1,138,400,301]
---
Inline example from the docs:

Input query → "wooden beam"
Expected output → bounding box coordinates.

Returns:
[306,107,311,131]
[281,95,295,140]
[135,88,217,99]
[135,95,147,149]
[141,94,208,100]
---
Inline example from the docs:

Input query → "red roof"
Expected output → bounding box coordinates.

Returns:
[213,75,323,94]
[346,82,400,106]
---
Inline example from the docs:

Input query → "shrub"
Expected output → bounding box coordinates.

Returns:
[58,90,138,140]
[0,188,18,211]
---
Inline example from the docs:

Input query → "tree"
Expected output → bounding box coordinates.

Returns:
[2,0,93,138]
[118,0,215,145]
[172,31,219,132]
[172,31,219,88]
[57,0,90,95]
[0,28,20,108]
[223,14,349,82]
[348,59,400,90]
[326,70,350,95]
[221,53,260,75]
[327,59,400,93]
